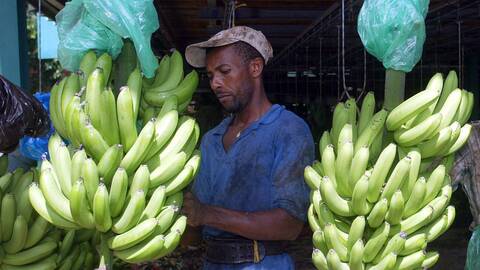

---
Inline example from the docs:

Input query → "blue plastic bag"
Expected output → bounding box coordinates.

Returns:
[56,0,159,78]
[19,92,54,161]
[357,0,429,72]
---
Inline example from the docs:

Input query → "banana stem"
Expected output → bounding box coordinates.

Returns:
[384,69,406,110]
[97,234,113,270]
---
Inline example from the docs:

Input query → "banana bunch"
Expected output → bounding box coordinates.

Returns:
[140,50,199,123]
[0,167,96,269]
[387,71,474,161]
[39,44,201,264]
[306,71,473,270]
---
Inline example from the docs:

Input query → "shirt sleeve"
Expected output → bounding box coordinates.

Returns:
[192,137,212,204]
[271,118,315,222]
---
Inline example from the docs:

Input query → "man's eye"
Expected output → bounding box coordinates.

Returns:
[220,69,230,74]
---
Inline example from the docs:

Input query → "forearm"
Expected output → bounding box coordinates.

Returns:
[201,206,303,241]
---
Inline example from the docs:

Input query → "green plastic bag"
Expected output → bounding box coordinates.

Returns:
[357,0,429,72]
[466,226,480,270]
[57,0,159,78]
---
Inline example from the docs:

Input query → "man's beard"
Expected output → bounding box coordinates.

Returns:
[223,98,244,114]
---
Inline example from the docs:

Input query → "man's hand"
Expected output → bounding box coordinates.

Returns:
[182,192,208,227]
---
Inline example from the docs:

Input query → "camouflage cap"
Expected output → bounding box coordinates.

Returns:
[185,26,273,68]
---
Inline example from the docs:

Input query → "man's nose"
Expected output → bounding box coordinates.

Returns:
[210,76,222,91]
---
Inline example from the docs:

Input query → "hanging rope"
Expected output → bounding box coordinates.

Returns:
[305,46,309,102]
[457,20,462,88]
[318,37,322,99]
[37,0,42,92]
[356,49,368,103]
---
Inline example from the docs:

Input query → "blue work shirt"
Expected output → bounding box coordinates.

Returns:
[192,104,315,270]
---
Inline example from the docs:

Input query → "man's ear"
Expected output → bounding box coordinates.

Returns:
[249,57,264,78]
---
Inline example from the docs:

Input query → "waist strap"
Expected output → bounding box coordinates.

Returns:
[205,237,288,264]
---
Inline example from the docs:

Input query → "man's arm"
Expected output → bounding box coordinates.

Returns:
[182,192,304,241]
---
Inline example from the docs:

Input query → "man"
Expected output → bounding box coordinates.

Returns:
[183,26,315,269]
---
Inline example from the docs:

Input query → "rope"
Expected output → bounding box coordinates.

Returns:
[38,0,42,92]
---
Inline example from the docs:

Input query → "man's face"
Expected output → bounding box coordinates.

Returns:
[205,45,254,113]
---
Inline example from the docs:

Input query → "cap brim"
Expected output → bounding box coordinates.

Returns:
[185,38,238,68]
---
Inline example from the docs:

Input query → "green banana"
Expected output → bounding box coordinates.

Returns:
[321,144,337,189]
[61,73,80,120]
[335,140,353,197]
[422,251,439,269]
[312,249,328,270]
[85,68,104,131]
[385,190,404,226]
[109,168,129,218]
[345,98,358,142]
[399,233,427,256]
[406,73,444,127]
[70,179,95,229]
[304,166,321,190]
[140,185,166,222]
[117,86,138,152]
[394,250,426,270]
[64,95,82,146]
[99,89,121,145]
[39,168,74,222]
[48,134,72,197]
[127,67,143,121]
[352,173,373,215]
[114,234,165,263]
[144,70,199,106]
[2,241,57,266]
[58,230,76,262]
[148,55,170,88]
[49,79,68,137]
[373,232,406,264]
[444,123,472,155]
[313,230,328,254]
[147,50,184,93]
[363,222,390,263]
[367,198,388,228]
[434,70,457,114]
[326,249,349,270]
[394,205,433,236]
[93,183,112,232]
[150,152,187,188]
[308,204,321,231]
[337,123,353,149]
[319,176,354,217]
[24,216,50,249]
[368,252,396,270]
[459,91,474,125]
[120,119,155,175]
[143,101,179,161]
[165,165,195,196]
[355,109,388,153]
[108,218,157,250]
[28,183,79,229]
[418,125,452,158]
[347,216,366,252]
[349,146,369,191]
[80,121,109,162]
[71,148,87,189]
[403,177,427,218]
[349,239,365,270]
[331,103,348,150]
[437,88,463,129]
[3,215,28,254]
[393,113,442,147]
[358,92,375,135]
[114,39,138,90]
[158,116,196,162]
[386,89,441,131]
[128,165,150,198]
[422,165,446,206]
[97,144,124,186]
[81,158,100,206]
[367,144,397,203]
[324,223,348,261]
[440,206,456,235]
[319,131,332,160]
[453,90,470,125]
[95,53,112,86]
[79,50,97,87]
[381,156,411,201]
[311,161,324,177]
[112,190,146,234]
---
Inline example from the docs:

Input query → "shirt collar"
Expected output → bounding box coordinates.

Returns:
[212,104,284,136]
